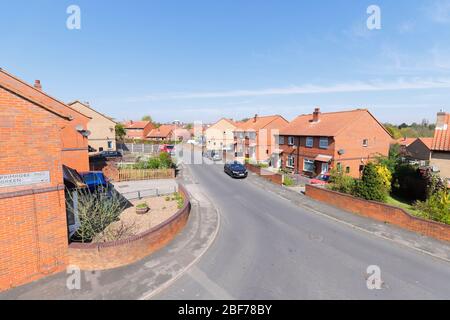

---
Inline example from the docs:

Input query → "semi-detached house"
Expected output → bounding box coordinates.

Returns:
[0,68,89,291]
[430,111,450,186]
[278,108,392,178]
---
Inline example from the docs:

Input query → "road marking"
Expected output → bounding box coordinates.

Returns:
[139,191,221,300]
[188,266,234,300]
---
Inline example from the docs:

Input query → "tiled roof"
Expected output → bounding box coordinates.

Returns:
[397,138,417,147]
[68,100,117,124]
[280,109,389,137]
[236,115,287,131]
[431,113,450,151]
[147,124,175,138]
[124,121,152,129]
[418,137,433,149]
[0,68,89,120]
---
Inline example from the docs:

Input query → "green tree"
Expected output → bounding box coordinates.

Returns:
[354,163,390,202]
[328,169,356,194]
[142,115,153,122]
[115,123,126,141]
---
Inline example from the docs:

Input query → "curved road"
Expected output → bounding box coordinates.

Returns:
[155,161,450,299]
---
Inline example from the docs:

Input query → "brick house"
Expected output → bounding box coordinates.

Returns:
[124,120,154,140]
[430,111,450,184]
[205,118,237,153]
[278,108,392,178]
[147,124,177,141]
[233,114,289,164]
[0,69,89,291]
[68,100,117,153]
[397,137,433,165]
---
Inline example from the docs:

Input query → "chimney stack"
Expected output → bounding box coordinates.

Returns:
[312,107,321,122]
[254,114,258,123]
[436,110,447,128]
[34,80,42,91]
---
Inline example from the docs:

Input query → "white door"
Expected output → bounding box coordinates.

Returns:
[321,162,329,174]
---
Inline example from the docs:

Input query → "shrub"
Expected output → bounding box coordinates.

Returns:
[376,164,392,193]
[159,152,173,169]
[67,188,127,243]
[328,169,356,194]
[414,189,450,225]
[283,176,295,187]
[354,163,389,202]
[136,202,148,209]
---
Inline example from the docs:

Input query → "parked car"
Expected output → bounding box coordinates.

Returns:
[100,150,122,159]
[213,153,222,161]
[310,173,330,185]
[224,161,248,179]
[79,171,109,193]
[160,144,175,153]
[186,139,199,145]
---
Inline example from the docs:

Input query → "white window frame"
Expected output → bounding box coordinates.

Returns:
[363,139,369,147]
[287,155,295,168]
[306,137,314,148]
[278,136,285,145]
[303,159,315,172]
[288,136,295,146]
[319,137,328,149]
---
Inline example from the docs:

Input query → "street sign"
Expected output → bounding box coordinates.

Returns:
[0,171,50,188]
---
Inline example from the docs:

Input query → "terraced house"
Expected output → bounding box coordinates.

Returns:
[278,108,392,178]
[124,120,154,140]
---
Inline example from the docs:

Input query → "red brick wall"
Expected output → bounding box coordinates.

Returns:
[0,87,69,292]
[246,164,284,185]
[67,185,191,270]
[60,113,89,172]
[305,185,450,242]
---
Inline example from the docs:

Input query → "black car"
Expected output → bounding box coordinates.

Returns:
[100,150,123,159]
[224,161,248,178]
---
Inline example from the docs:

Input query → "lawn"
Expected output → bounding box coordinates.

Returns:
[386,195,422,216]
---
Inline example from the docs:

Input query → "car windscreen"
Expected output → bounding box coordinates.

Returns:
[229,164,245,171]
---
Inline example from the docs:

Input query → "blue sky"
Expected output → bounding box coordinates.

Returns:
[1,0,450,124]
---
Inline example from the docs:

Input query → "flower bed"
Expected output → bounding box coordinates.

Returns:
[68,184,191,270]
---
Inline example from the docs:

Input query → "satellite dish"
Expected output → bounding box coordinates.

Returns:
[82,130,91,137]
[338,149,345,155]
[75,125,84,132]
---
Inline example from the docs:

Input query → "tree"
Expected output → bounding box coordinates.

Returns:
[354,163,390,202]
[115,123,126,141]
[142,115,153,122]
[185,123,193,130]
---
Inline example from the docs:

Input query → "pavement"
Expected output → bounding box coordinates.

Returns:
[0,164,219,300]
[153,160,450,300]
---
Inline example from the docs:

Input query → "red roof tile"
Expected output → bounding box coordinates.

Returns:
[431,113,450,151]
[236,115,287,131]
[280,109,390,137]
[124,121,152,129]
[147,124,175,138]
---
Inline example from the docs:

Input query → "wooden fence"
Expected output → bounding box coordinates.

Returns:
[117,168,175,182]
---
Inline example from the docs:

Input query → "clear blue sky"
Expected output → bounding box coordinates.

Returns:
[1,0,450,124]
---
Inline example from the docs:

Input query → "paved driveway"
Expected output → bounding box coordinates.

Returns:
[112,179,177,200]
[154,162,450,299]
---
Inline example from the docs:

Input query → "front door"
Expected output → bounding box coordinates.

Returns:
[321,162,329,174]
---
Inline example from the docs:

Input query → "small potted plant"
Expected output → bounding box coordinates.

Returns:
[135,202,149,214]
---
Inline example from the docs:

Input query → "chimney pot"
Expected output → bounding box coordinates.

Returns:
[437,110,447,128]
[34,80,42,91]
[254,114,258,122]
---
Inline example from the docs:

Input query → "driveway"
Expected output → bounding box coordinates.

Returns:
[154,161,450,299]
[112,179,178,200]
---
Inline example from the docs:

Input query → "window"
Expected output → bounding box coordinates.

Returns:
[306,137,314,148]
[319,137,328,149]
[99,147,104,152]
[303,159,315,172]
[288,136,295,146]
[107,141,113,149]
[337,162,342,172]
[363,139,369,147]
[248,132,256,140]
[287,155,295,168]
[278,136,285,145]
[346,166,350,174]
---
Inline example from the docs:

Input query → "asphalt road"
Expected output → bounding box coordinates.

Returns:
[155,160,450,299]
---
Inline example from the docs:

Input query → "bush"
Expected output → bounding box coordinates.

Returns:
[354,163,390,202]
[414,189,450,224]
[67,188,127,243]
[328,169,356,194]
[283,176,295,187]
[133,152,173,169]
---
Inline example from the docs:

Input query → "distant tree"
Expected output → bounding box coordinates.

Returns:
[142,115,153,122]
[398,123,408,129]
[185,123,193,130]
[115,123,126,141]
